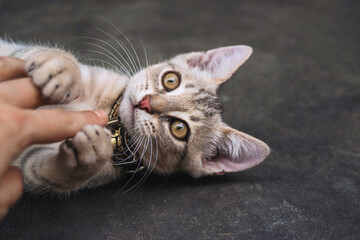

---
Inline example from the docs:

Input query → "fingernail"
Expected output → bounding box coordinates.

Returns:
[94,110,107,120]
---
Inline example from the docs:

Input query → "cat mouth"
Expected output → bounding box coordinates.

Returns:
[119,95,137,130]
[129,97,143,128]
[134,95,151,113]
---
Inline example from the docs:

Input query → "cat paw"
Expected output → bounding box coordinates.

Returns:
[25,51,82,103]
[58,125,113,174]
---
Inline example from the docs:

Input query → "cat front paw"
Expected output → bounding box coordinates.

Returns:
[58,125,113,176]
[25,50,82,103]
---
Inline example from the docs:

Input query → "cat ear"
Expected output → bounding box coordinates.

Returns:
[202,127,270,175]
[187,45,253,83]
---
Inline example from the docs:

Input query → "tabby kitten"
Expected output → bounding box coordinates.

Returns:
[0,38,270,193]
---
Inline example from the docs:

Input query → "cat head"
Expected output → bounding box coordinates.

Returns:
[119,45,270,177]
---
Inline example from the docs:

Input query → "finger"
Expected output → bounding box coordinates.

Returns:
[0,166,23,220]
[0,57,26,82]
[25,109,108,145]
[0,77,43,108]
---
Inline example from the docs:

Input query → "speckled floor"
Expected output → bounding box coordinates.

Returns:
[0,0,359,239]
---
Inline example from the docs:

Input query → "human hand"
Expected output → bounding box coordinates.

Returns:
[0,56,108,220]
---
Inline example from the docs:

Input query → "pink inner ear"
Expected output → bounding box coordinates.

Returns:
[203,155,265,174]
[187,48,236,72]
[200,128,270,175]
[187,45,253,82]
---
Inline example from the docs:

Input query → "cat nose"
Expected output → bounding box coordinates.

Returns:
[138,95,152,113]
[136,94,167,114]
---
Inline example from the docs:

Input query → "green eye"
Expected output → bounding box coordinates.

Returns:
[170,119,189,140]
[162,72,181,91]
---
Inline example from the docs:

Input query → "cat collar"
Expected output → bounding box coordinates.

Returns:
[107,94,145,174]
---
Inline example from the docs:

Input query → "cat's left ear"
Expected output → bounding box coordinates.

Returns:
[201,127,270,175]
[187,45,253,83]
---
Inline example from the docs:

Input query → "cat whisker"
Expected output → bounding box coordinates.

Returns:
[113,131,143,157]
[112,126,147,162]
[81,49,132,78]
[112,134,145,162]
[110,136,148,198]
[128,134,159,194]
[114,125,145,162]
[122,135,153,194]
[133,135,159,193]
[113,135,150,196]
[80,36,135,76]
[96,19,142,72]
[83,58,128,77]
[95,28,140,74]
[80,41,132,77]
[149,135,159,176]
[127,132,146,149]
[141,41,149,68]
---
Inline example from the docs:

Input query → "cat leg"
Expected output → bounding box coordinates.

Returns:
[16,125,120,193]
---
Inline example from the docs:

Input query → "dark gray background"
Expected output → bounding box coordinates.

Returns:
[1,0,359,239]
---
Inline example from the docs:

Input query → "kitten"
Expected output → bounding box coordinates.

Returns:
[0,38,270,193]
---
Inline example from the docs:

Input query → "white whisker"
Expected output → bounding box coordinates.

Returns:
[81,42,132,77]
[83,58,124,76]
[96,28,139,74]
[80,36,135,76]
[123,135,153,194]
[112,131,143,157]
[97,19,142,72]
[114,134,151,195]
[141,42,149,68]
[110,136,149,198]
[81,49,131,78]
[133,135,159,192]
[113,134,145,162]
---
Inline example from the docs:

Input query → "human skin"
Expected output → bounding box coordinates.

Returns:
[0,57,108,220]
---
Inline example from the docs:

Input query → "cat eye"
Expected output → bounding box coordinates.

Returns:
[162,71,181,91]
[170,119,189,140]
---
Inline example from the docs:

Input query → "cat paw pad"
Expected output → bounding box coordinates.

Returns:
[59,125,113,170]
[25,51,82,103]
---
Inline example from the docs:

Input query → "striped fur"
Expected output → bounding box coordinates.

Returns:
[1,38,270,193]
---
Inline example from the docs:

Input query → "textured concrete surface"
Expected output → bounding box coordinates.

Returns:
[1,0,359,239]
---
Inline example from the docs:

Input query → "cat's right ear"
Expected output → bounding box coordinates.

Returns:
[186,45,253,83]
[193,126,270,176]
